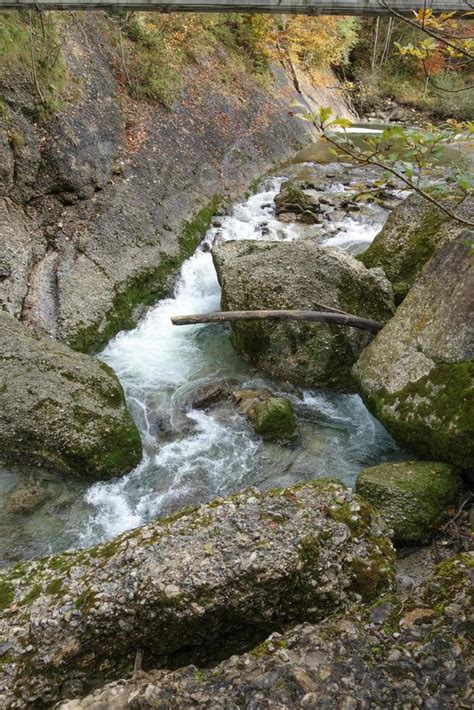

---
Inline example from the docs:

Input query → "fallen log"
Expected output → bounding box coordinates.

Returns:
[171,310,383,334]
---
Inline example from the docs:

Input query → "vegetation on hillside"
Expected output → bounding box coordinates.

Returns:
[0,11,78,119]
[0,10,360,115]
[349,13,474,121]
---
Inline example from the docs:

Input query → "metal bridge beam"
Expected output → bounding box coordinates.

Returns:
[0,0,469,15]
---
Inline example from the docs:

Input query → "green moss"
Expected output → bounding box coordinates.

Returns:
[250,638,288,658]
[19,583,42,606]
[252,397,297,442]
[424,553,474,608]
[360,360,474,471]
[356,461,465,545]
[327,499,373,537]
[48,555,74,573]
[359,201,450,303]
[67,196,221,354]
[350,556,389,602]
[297,534,321,564]
[0,579,15,611]
[46,578,63,595]
[75,589,98,615]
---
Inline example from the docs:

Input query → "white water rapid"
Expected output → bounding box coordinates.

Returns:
[78,173,402,547]
[0,157,407,566]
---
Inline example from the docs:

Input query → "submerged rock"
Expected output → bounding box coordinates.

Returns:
[0,312,142,479]
[58,553,473,710]
[356,461,466,545]
[359,193,473,303]
[0,480,394,708]
[354,233,474,471]
[213,239,395,390]
[232,388,297,441]
[252,396,297,442]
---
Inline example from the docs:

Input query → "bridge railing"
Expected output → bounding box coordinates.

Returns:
[0,0,470,16]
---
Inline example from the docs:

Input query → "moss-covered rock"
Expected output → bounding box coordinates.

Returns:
[213,239,395,391]
[358,193,473,303]
[356,461,466,545]
[0,480,394,708]
[354,233,474,471]
[252,396,297,441]
[0,312,142,479]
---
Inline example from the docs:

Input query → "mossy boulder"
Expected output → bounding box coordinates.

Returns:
[356,461,466,545]
[354,233,474,471]
[0,481,394,707]
[252,396,297,441]
[213,240,395,391]
[0,312,142,479]
[358,193,473,303]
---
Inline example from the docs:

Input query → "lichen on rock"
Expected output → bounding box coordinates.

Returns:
[0,480,394,708]
[356,461,466,545]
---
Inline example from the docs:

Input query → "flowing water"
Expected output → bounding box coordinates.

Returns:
[0,147,408,567]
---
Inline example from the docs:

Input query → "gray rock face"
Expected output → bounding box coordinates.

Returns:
[0,14,354,354]
[359,193,473,303]
[0,311,142,479]
[213,240,395,390]
[0,480,394,708]
[59,553,473,710]
[354,233,474,471]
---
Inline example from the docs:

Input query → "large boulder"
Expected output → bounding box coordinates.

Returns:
[359,193,473,303]
[0,312,142,479]
[59,553,473,710]
[356,461,466,545]
[354,233,474,471]
[213,240,395,390]
[0,481,394,707]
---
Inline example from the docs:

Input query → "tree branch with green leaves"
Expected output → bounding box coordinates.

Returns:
[290,105,474,227]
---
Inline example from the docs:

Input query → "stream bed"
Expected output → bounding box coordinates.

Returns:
[0,140,410,566]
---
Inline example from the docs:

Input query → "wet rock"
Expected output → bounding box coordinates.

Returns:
[6,484,51,515]
[274,180,322,223]
[58,553,473,710]
[0,311,142,479]
[354,233,474,471]
[0,480,394,708]
[188,381,237,410]
[232,387,272,415]
[252,397,297,442]
[359,193,473,303]
[356,461,466,545]
[213,239,395,390]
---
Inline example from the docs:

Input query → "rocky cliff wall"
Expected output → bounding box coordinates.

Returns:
[0,12,354,353]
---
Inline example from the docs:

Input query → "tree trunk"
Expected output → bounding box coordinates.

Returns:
[171,310,383,334]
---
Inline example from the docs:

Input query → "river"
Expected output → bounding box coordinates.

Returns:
[0,136,409,566]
